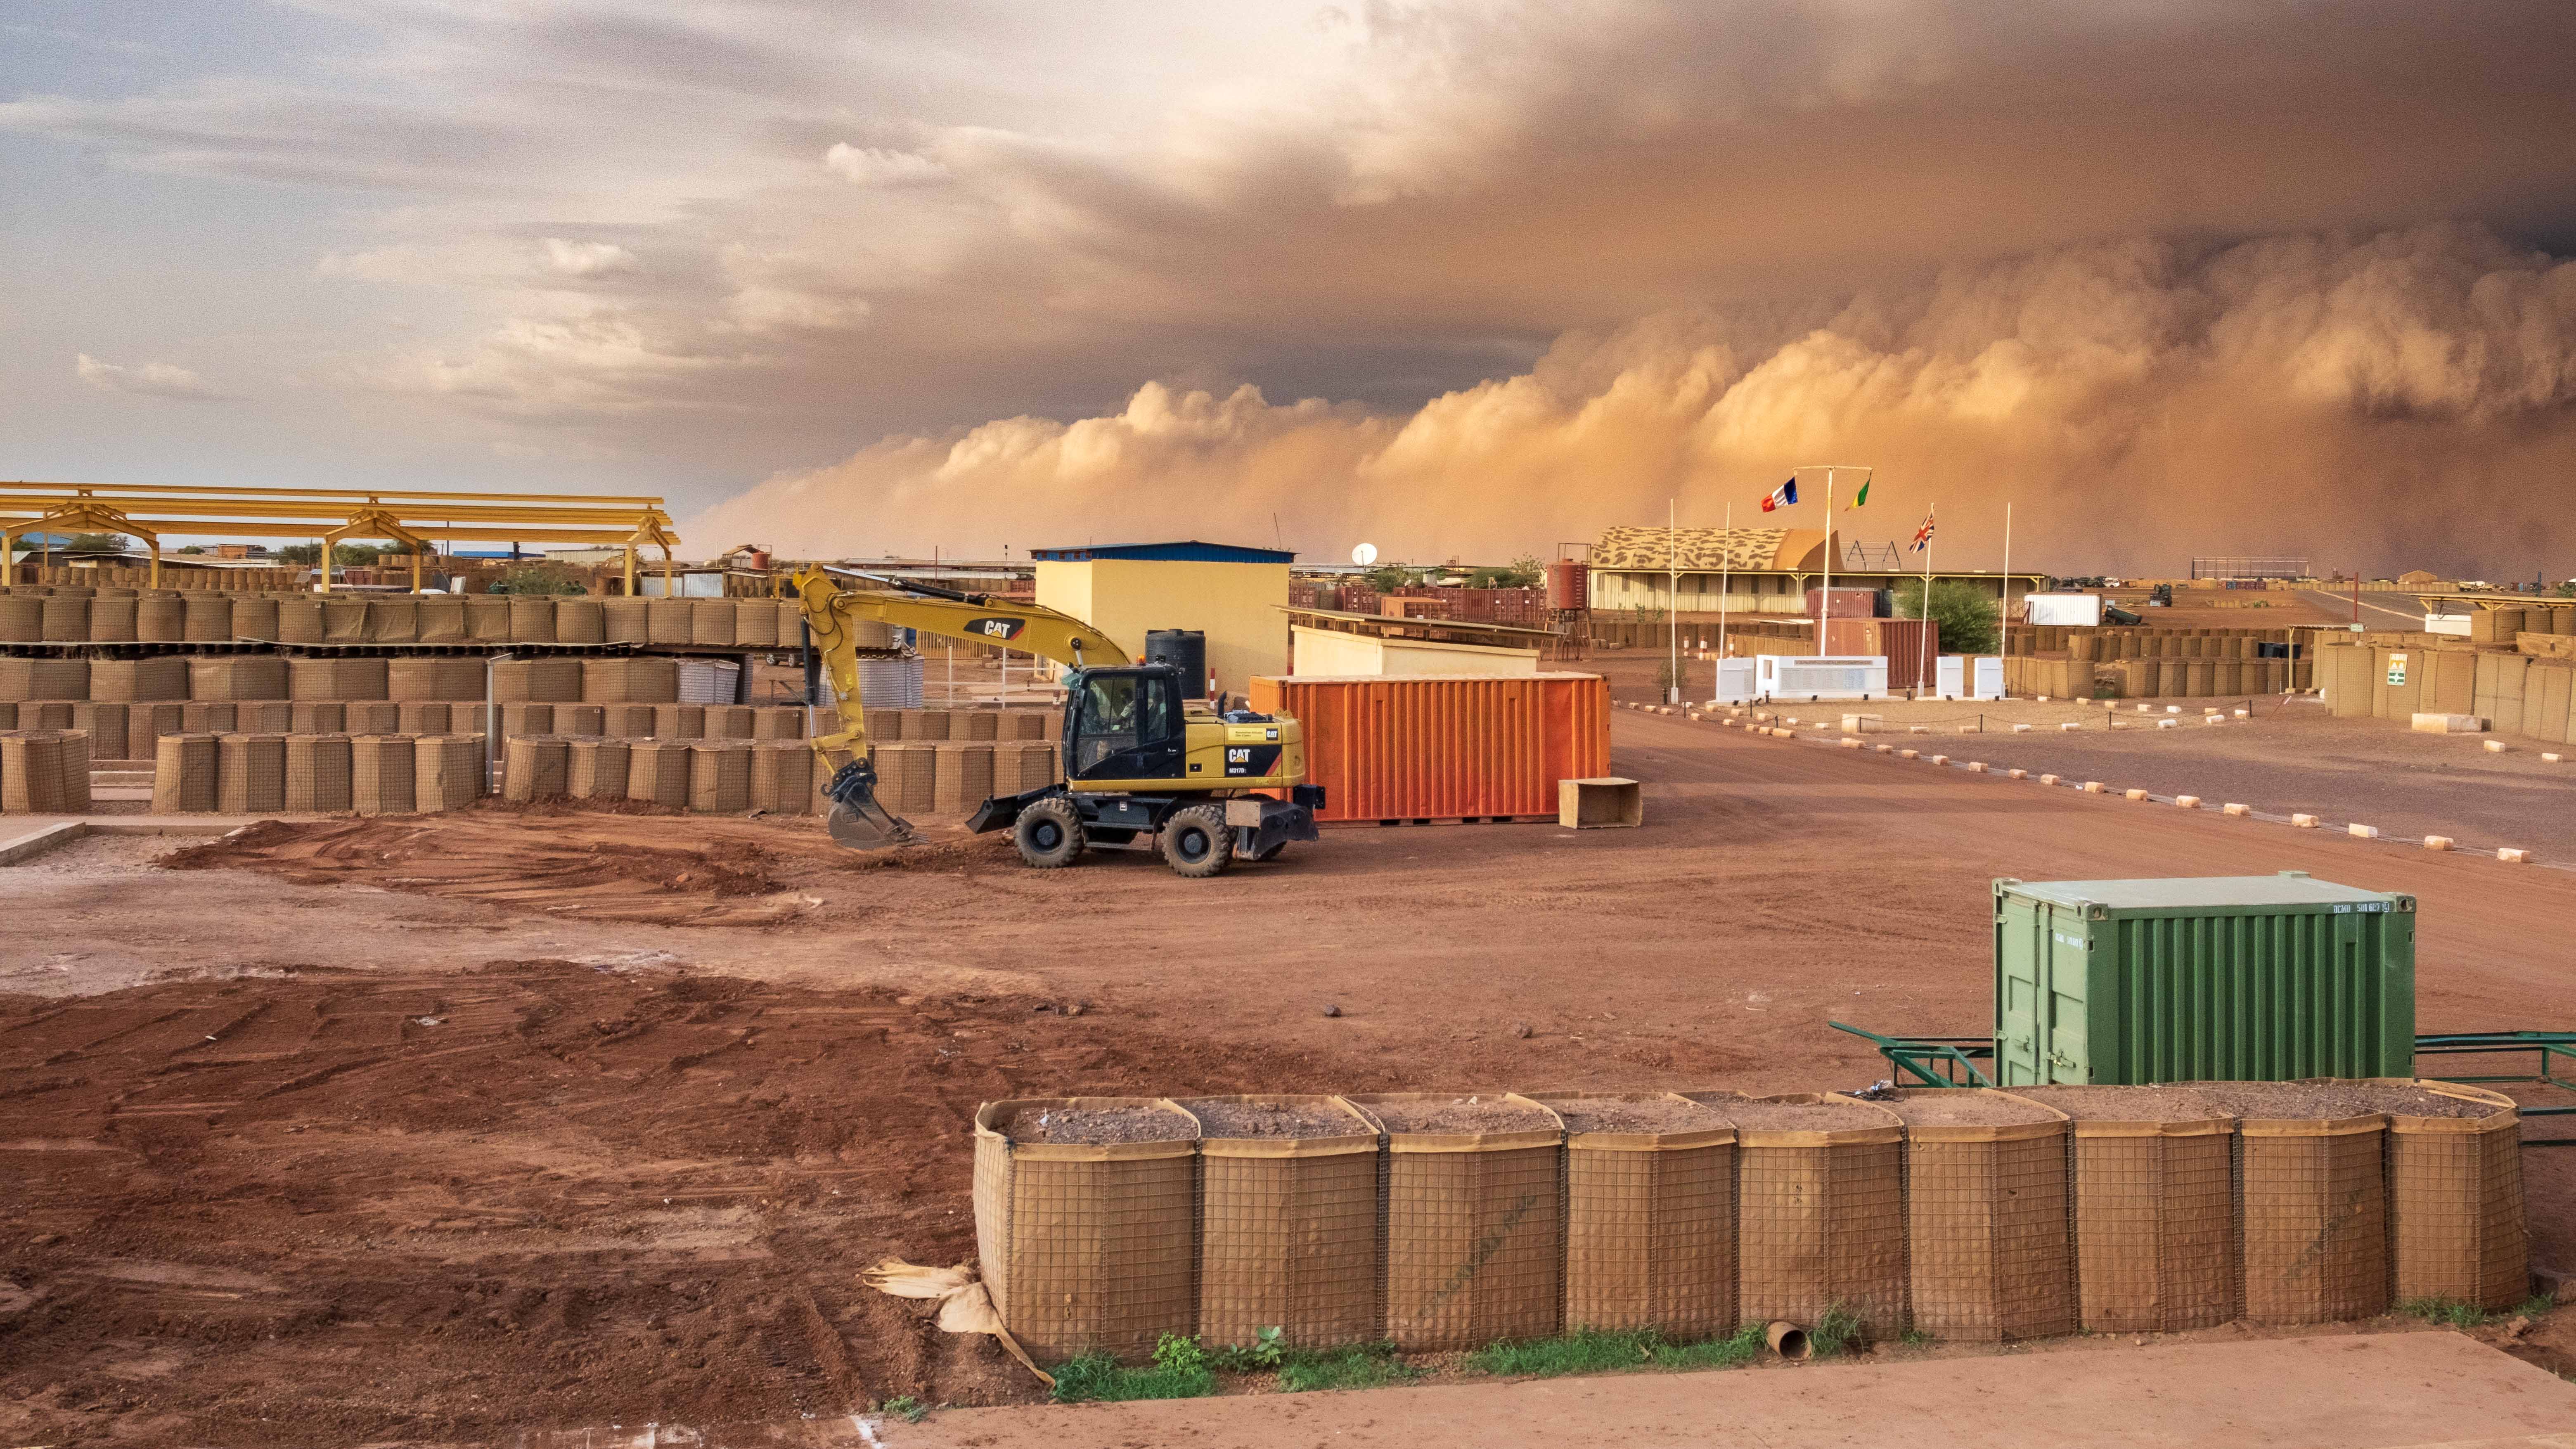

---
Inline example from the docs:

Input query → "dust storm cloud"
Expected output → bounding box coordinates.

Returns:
[695,225,2576,574]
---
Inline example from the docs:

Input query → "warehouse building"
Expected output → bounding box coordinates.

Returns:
[1032,540,1292,693]
[1584,525,2042,617]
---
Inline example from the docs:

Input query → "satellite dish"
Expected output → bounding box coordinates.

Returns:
[1352,542,1378,566]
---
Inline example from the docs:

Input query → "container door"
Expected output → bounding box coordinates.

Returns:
[2037,909,2093,1083]
[1994,897,2045,1085]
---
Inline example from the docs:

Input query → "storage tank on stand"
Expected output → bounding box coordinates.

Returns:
[1146,628,1210,698]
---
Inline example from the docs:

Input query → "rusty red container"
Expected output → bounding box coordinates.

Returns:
[1806,587,1886,620]
[1249,674,1611,823]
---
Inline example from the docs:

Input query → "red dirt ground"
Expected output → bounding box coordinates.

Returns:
[4,710,2571,1445]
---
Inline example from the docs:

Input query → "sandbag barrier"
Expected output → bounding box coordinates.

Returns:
[967,1081,2529,1365]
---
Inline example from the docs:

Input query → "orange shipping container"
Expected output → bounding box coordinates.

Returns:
[1248,673,1610,823]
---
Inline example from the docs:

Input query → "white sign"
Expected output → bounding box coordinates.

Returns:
[2023,593,2103,626]
[1351,542,1378,566]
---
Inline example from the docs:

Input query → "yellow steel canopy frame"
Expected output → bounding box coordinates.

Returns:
[0,480,681,591]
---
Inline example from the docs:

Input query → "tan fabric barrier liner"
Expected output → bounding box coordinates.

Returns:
[1893,1091,2075,1343]
[1179,1094,1380,1351]
[1346,1093,1564,1352]
[2232,1111,2391,1326]
[1697,1092,1908,1342]
[2370,1079,2526,1312]
[973,1098,1199,1365]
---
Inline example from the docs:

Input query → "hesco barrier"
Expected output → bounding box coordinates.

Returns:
[216,733,287,813]
[876,743,937,814]
[4,729,92,811]
[1884,1090,2074,1342]
[2228,1104,2391,1326]
[504,736,570,803]
[973,1098,1200,1364]
[933,742,994,814]
[90,658,188,703]
[996,739,1057,794]
[0,658,89,702]
[1697,1093,1909,1342]
[2378,1080,2526,1311]
[1248,674,1611,824]
[568,737,630,800]
[1528,1092,1737,1340]
[153,732,220,813]
[1346,1094,1565,1353]
[285,734,353,812]
[495,659,582,703]
[626,740,691,807]
[2015,1085,2237,1333]
[347,701,400,735]
[750,742,814,814]
[350,735,416,816]
[466,597,510,643]
[1179,1095,1381,1351]
[291,702,346,734]
[654,703,705,739]
[687,741,751,812]
[415,735,485,811]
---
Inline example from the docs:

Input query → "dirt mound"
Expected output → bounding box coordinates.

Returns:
[161,814,814,925]
[0,961,1344,1447]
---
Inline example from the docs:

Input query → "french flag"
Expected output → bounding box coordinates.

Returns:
[1759,477,1798,512]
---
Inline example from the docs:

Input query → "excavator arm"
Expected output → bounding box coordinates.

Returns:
[789,564,1129,848]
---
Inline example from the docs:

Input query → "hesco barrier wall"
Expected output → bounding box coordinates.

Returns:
[2016,1086,2238,1333]
[1708,1094,1910,1342]
[1530,1093,1737,1340]
[1885,1091,2074,1342]
[1180,1096,1382,1352]
[1347,1094,1566,1352]
[2379,1081,2529,1311]
[2235,1113,2391,1326]
[1247,674,1611,824]
[3,728,93,811]
[973,1098,1200,1364]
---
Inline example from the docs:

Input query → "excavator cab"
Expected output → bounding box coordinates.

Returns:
[1068,666,1186,781]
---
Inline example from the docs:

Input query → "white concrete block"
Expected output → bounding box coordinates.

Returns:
[1928,754,1949,765]
[1909,724,1931,734]
[2348,823,2379,839]
[2124,788,2151,801]
[2484,739,2507,753]
[2412,713,2486,733]
[2039,773,2061,785]
[2037,696,2051,703]
[2174,795,2201,809]
[2204,716,2225,726]
[2233,708,2249,718]
[2223,803,2251,817]
[2423,836,2453,851]
[2060,722,2081,732]
[2546,753,2564,763]
[1840,736,1862,748]
[2082,781,2107,793]
[2156,719,2179,729]
[2499,847,2532,864]
[2292,813,2319,828]
[2013,722,2032,732]
[2008,769,2028,780]
[1968,761,1988,772]
[2166,706,2182,714]
[1899,748,1919,759]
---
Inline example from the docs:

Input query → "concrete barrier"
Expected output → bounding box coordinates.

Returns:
[2124,788,2150,801]
[2040,774,2060,785]
[2411,713,2484,733]
[2224,803,2251,816]
[2498,848,2532,864]
[2423,836,2453,851]
[2293,813,2320,828]
[2484,740,2507,753]
[2082,781,2107,793]
[2174,796,2201,809]
[2349,824,2380,839]
[2008,769,2027,780]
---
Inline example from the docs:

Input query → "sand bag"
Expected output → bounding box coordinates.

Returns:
[2369,1080,2527,1312]
[749,742,814,815]
[415,734,485,811]
[1528,1093,1737,1339]
[216,733,288,813]
[568,736,630,800]
[1179,1095,1382,1352]
[284,734,354,812]
[152,732,222,813]
[503,735,571,802]
[2191,1082,2391,1326]
[1346,1094,1565,1352]
[350,734,417,816]
[2012,1086,2236,1333]
[973,1098,1200,1364]
[1880,1089,2074,1342]
[1692,1092,1908,1343]
[625,740,692,807]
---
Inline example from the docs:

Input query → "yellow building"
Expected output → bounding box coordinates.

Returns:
[1290,624,1539,676]
[1032,541,1292,694]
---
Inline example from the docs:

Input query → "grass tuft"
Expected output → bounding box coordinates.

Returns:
[880,1395,928,1423]
[2398,1295,2558,1330]
[1279,1341,1420,1392]
[1049,1333,1218,1403]
[1810,1304,1865,1359]
[1467,1324,1768,1379]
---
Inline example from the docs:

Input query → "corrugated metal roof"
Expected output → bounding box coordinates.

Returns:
[1029,540,1295,563]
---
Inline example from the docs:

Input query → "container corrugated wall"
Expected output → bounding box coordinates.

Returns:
[1247,673,1609,823]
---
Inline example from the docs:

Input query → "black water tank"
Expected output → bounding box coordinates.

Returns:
[1145,628,1210,697]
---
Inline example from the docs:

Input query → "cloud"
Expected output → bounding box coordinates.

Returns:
[690,224,2576,578]
[823,144,947,187]
[73,353,230,400]
[542,239,641,277]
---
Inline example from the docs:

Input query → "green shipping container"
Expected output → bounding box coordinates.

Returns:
[1993,873,2414,1086]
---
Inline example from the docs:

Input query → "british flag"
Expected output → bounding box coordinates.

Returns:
[1909,511,1936,552]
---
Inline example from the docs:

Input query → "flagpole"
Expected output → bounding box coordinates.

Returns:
[1819,469,1833,659]
[1667,496,1680,705]
[1922,505,1935,696]
[2001,500,2014,652]
[1718,500,1731,701]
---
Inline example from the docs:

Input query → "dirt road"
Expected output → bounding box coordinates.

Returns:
[4,712,2571,1444]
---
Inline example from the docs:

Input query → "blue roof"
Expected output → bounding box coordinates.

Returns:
[1030,540,1295,564]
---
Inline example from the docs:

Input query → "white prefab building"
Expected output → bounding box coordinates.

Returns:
[1756,653,1889,701]
[1290,625,1539,677]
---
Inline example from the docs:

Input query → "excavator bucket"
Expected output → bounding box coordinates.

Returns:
[822,759,918,850]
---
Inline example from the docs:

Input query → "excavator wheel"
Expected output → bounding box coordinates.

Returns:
[1014,796,1087,869]
[1159,803,1234,878]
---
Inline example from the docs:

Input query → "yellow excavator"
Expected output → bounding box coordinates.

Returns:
[791,565,1324,876]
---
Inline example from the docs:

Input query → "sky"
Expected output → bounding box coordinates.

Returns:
[6,1,2576,574]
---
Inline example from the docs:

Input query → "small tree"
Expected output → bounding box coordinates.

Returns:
[1366,564,1415,593]
[62,532,129,554]
[1890,578,2001,656]
[333,542,383,566]
[275,543,322,565]
[493,561,587,596]
[177,544,206,554]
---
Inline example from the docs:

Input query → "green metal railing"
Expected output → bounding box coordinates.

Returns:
[1828,1022,2573,1145]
